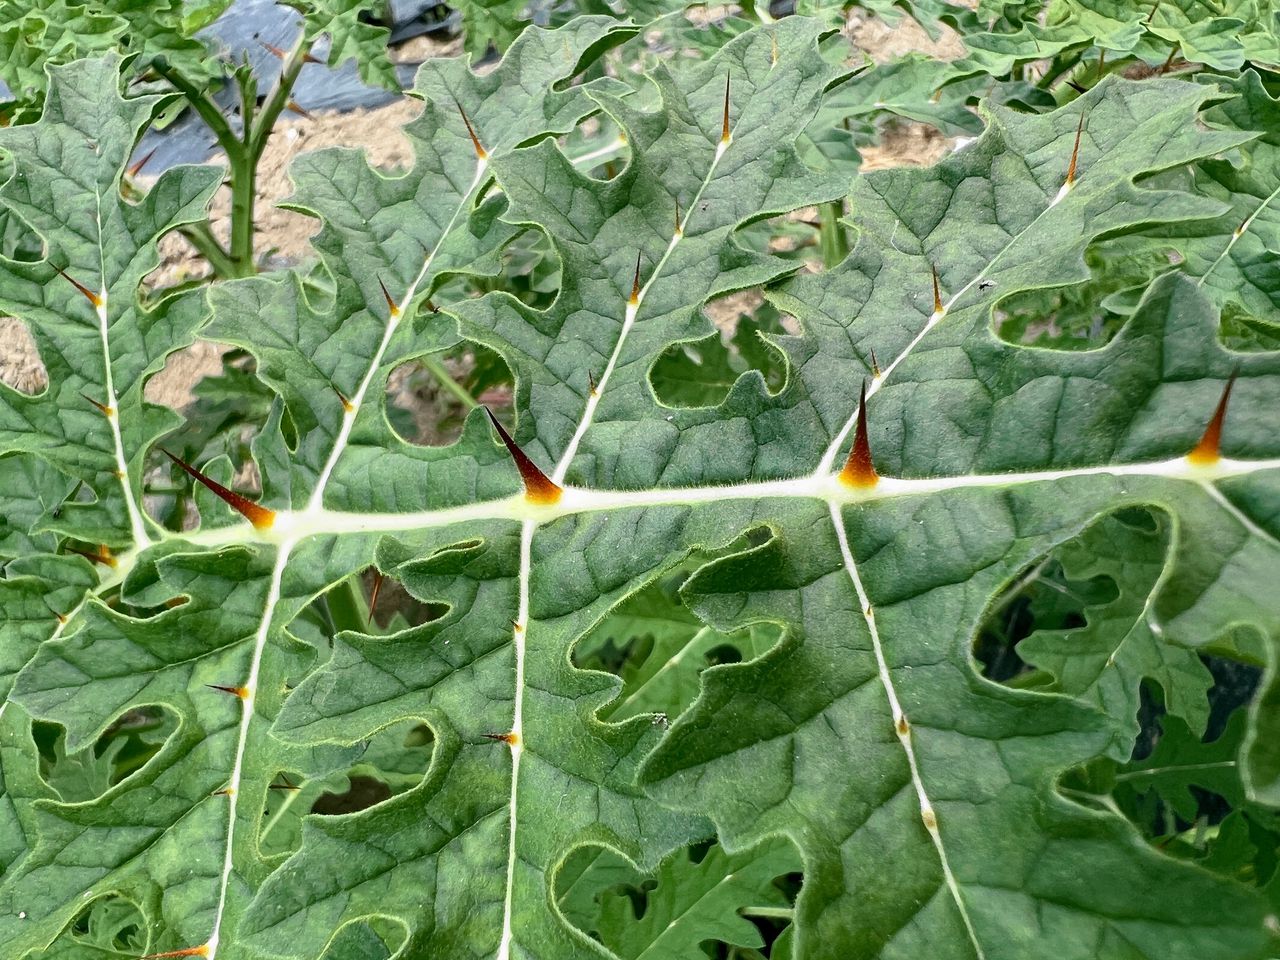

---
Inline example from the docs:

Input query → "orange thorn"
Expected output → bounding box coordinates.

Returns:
[56,267,102,307]
[931,264,943,314]
[165,596,188,609]
[511,619,525,633]
[67,544,117,568]
[161,449,275,529]
[43,598,67,624]
[483,408,561,505]
[674,198,682,235]
[839,380,878,488]
[588,370,598,396]
[1188,374,1237,466]
[454,98,488,160]
[211,787,234,797]
[368,570,384,627]
[426,299,439,313]
[206,683,249,699]
[258,39,323,64]
[81,391,114,417]
[721,72,731,144]
[629,251,642,305]
[869,347,881,379]
[335,387,353,413]
[1066,111,1085,186]
[140,946,209,959]
[286,100,313,119]
[127,147,157,178]
[377,276,401,318]
[484,732,520,746]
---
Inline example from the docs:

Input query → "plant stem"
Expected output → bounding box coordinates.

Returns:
[180,220,237,278]
[817,200,849,269]
[421,355,480,410]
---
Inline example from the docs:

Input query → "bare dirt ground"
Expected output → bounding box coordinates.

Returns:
[0,8,969,412]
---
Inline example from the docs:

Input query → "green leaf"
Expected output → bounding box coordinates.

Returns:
[1017,509,1214,754]
[595,837,800,958]
[3,15,1280,960]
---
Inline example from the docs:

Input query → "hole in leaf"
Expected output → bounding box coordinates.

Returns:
[386,342,512,447]
[0,316,47,395]
[975,507,1169,689]
[33,706,178,803]
[992,246,1176,350]
[555,836,802,957]
[650,297,788,409]
[735,208,823,263]
[311,719,435,817]
[1219,302,1280,352]
[576,558,782,724]
[55,894,147,956]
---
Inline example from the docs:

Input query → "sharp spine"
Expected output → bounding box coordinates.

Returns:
[839,380,879,488]
[161,449,276,529]
[483,408,562,505]
[1188,374,1237,465]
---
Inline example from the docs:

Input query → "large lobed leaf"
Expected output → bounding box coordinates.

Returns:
[1,13,1279,960]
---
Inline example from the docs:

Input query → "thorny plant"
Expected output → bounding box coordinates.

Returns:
[1,7,1280,960]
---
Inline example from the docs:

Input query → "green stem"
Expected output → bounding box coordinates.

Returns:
[179,220,237,278]
[1036,46,1086,90]
[421,356,480,410]
[817,200,849,269]
[152,60,242,160]
[326,576,367,636]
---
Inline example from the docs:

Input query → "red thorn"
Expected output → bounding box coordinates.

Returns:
[81,391,114,416]
[368,570,384,627]
[1066,111,1085,186]
[630,251,642,305]
[454,98,488,160]
[377,277,400,318]
[161,449,275,529]
[206,683,249,699]
[56,267,102,307]
[721,72,731,144]
[484,732,520,746]
[931,264,943,314]
[140,947,209,959]
[127,147,157,178]
[483,408,561,505]
[67,544,117,568]
[1188,374,1237,465]
[869,347,881,379]
[839,380,878,488]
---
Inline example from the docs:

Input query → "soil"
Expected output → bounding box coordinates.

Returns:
[0,7,970,412]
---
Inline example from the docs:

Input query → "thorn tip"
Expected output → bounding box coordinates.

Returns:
[1066,111,1086,186]
[56,267,102,307]
[161,449,275,529]
[931,264,943,315]
[454,98,488,160]
[483,408,562,505]
[1188,374,1237,465]
[839,380,878,488]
